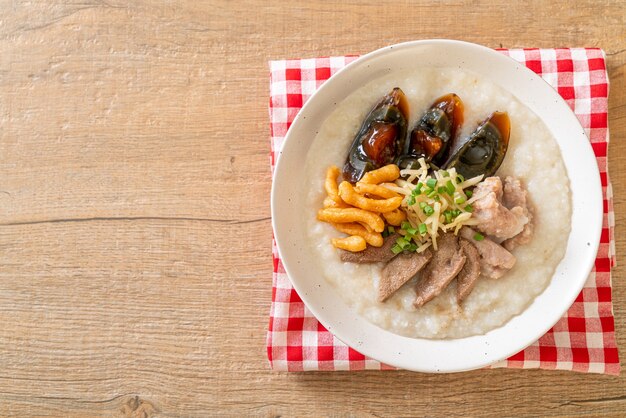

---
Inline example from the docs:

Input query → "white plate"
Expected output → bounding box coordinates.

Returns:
[271,40,602,372]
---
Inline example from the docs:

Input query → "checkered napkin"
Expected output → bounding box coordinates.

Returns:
[267,48,619,374]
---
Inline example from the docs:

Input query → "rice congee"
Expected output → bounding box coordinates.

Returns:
[305,68,571,339]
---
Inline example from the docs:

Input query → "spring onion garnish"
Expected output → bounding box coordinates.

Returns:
[474,233,485,241]
[391,233,422,253]
[394,157,484,252]
[445,180,455,195]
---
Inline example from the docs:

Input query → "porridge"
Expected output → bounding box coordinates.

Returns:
[304,67,571,339]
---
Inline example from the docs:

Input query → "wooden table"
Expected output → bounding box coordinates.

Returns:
[0,1,624,416]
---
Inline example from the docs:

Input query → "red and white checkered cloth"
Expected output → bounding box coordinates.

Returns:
[267,48,619,374]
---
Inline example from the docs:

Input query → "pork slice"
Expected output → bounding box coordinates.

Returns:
[502,176,535,251]
[414,234,466,307]
[502,176,527,208]
[378,249,432,302]
[339,233,399,264]
[503,220,534,251]
[456,239,481,302]
[460,227,516,279]
[472,177,528,240]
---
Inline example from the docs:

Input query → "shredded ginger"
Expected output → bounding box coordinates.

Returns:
[382,158,484,252]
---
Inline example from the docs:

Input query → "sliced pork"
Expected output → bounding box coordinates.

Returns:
[456,238,481,302]
[379,249,432,302]
[460,227,516,279]
[414,233,466,307]
[472,177,528,240]
[339,233,400,264]
[501,176,534,251]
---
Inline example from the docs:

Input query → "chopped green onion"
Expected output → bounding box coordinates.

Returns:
[437,186,446,194]
[387,226,395,234]
[408,243,418,252]
[418,223,427,234]
[474,233,485,241]
[391,244,403,254]
[427,189,437,198]
[456,174,465,183]
[426,178,437,189]
[382,229,389,238]
[401,221,411,230]
[442,170,450,177]
[419,201,427,209]
[455,195,466,204]
[396,236,410,249]
[445,180,455,195]
[407,195,416,206]
[465,189,473,198]
[443,209,460,223]
[414,183,423,194]
[423,205,434,216]
[465,204,473,212]
[406,227,418,236]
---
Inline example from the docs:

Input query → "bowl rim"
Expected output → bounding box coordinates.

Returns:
[271,39,603,372]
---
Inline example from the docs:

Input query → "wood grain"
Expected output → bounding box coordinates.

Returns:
[0,0,624,416]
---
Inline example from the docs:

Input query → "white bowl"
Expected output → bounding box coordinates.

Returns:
[271,40,602,372]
